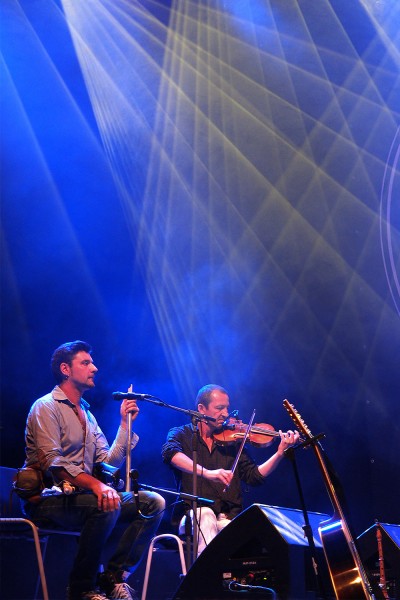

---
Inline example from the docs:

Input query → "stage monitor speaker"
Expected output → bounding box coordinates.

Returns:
[172,503,333,600]
[357,522,400,600]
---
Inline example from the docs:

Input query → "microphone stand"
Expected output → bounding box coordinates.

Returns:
[122,394,215,567]
[190,414,204,564]
[284,433,328,600]
[124,385,135,491]
[125,411,133,492]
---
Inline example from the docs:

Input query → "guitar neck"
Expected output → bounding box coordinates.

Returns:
[283,400,345,519]
[308,439,352,536]
[309,440,342,515]
[283,400,375,600]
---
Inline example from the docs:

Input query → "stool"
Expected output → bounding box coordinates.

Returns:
[0,467,82,600]
[141,534,187,600]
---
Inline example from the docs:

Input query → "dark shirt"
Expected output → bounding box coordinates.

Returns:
[162,423,265,518]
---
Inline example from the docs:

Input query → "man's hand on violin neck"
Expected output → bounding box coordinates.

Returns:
[277,429,300,453]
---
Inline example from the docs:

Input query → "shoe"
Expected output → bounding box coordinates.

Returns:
[81,592,109,600]
[67,587,109,600]
[109,582,137,600]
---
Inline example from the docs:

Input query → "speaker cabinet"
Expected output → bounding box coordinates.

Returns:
[357,522,400,600]
[172,503,333,600]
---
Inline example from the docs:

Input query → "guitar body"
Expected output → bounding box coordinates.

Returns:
[283,400,375,600]
[319,517,372,599]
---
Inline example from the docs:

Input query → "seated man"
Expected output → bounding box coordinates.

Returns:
[162,384,299,555]
[19,340,165,600]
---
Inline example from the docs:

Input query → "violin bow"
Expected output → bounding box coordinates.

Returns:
[223,409,256,492]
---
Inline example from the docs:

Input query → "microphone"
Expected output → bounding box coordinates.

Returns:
[130,468,141,514]
[112,392,154,401]
[222,409,239,427]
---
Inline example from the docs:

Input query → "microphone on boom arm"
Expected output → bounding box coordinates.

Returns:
[130,469,141,514]
[222,409,239,428]
[128,469,162,519]
[112,392,155,401]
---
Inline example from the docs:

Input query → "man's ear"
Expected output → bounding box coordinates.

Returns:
[197,403,205,413]
[60,362,70,377]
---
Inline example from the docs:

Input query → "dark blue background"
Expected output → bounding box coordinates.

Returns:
[1,0,399,539]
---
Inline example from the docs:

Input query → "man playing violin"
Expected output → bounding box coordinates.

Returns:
[161,383,300,556]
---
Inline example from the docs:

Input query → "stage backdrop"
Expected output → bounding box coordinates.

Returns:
[1,0,399,537]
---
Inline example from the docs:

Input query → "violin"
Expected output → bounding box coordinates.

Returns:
[213,417,281,448]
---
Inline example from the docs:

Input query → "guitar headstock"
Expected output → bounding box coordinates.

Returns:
[283,399,313,439]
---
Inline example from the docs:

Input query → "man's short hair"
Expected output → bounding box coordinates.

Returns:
[51,340,92,383]
[195,384,228,409]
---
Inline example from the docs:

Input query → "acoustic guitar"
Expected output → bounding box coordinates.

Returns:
[283,399,375,600]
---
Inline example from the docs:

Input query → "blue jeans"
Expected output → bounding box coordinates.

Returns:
[23,490,165,595]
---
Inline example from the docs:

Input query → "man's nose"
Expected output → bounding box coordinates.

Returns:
[91,364,98,372]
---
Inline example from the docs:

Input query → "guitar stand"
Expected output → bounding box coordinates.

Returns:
[285,438,329,600]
